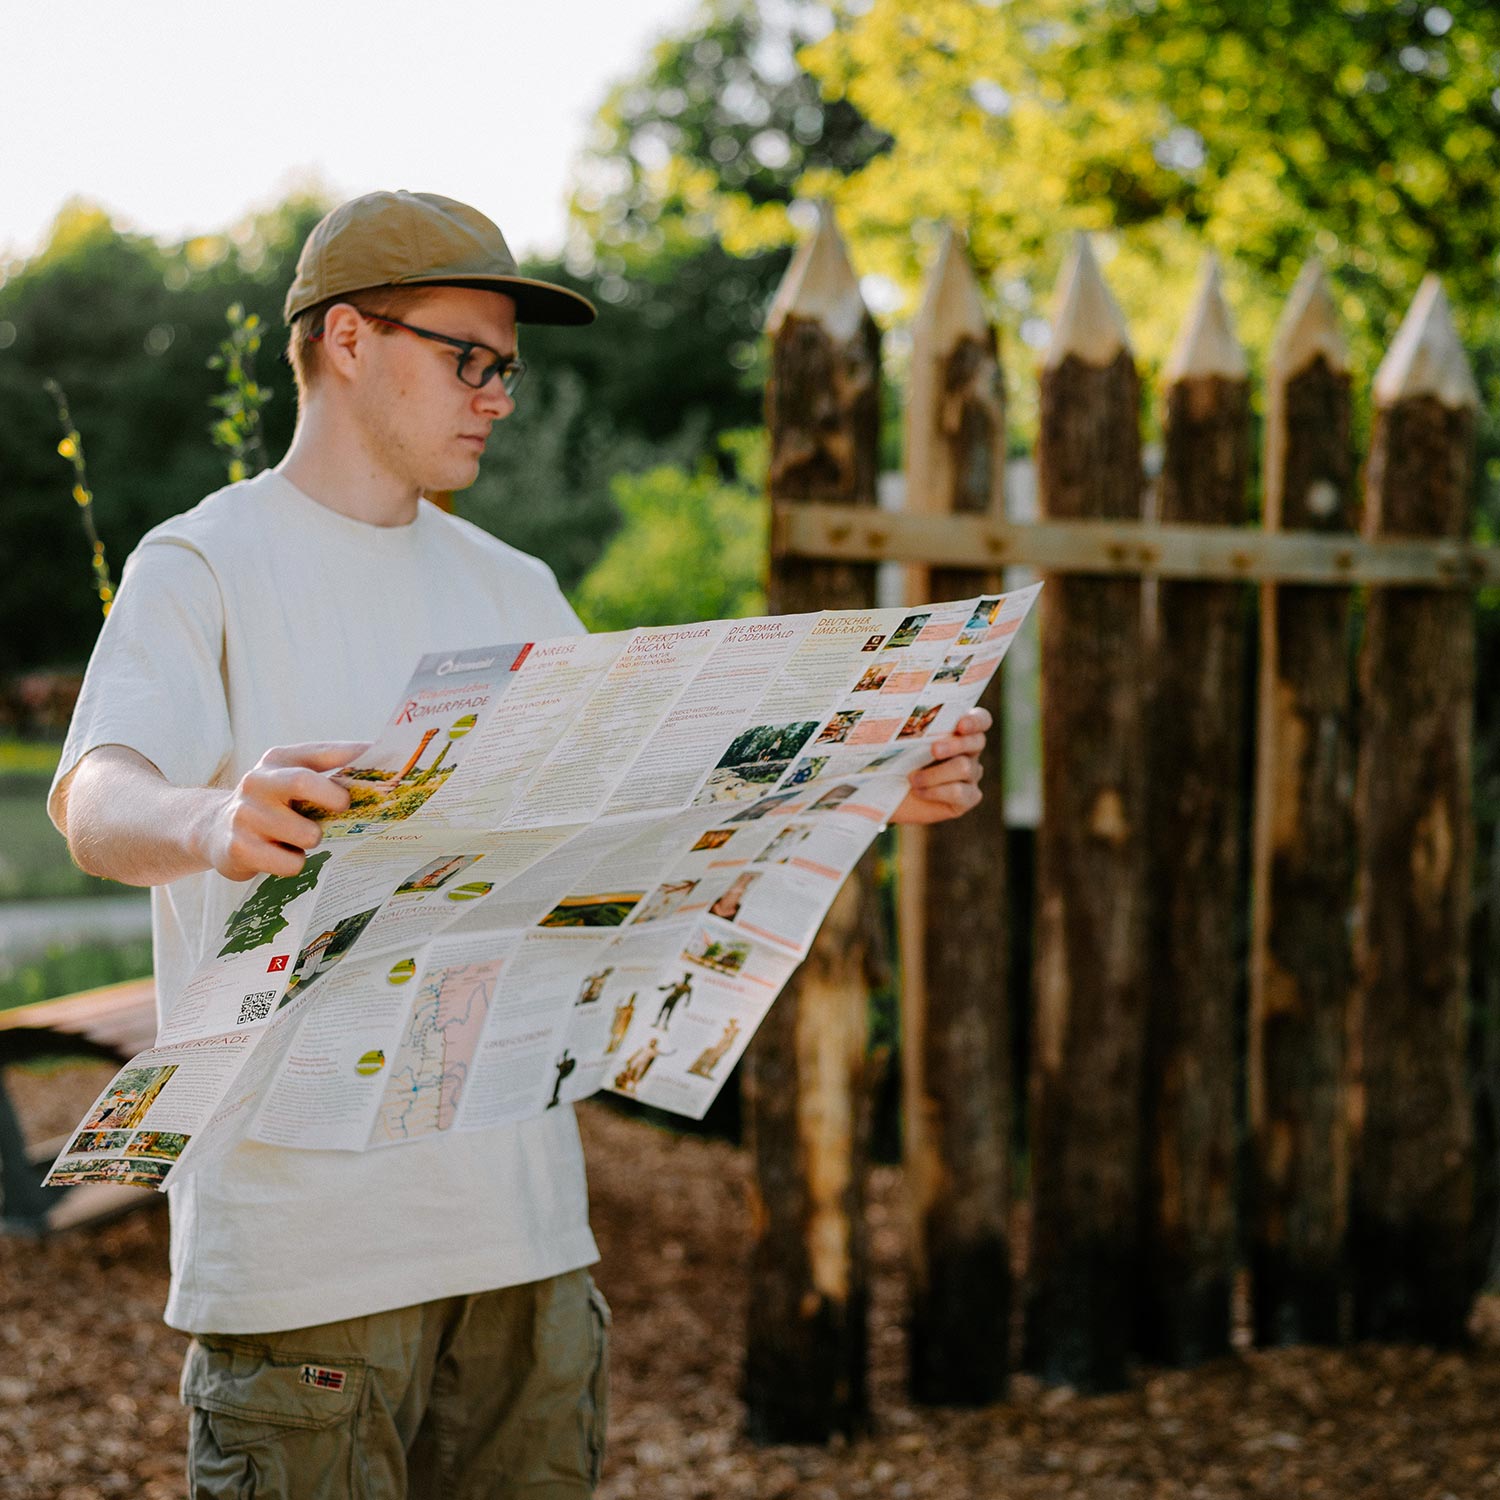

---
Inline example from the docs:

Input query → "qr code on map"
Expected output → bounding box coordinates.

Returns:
[237,991,276,1025]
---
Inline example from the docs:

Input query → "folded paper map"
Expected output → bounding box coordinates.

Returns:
[46,586,1040,1192]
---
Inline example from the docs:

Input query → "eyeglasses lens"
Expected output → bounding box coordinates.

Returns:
[458,348,526,396]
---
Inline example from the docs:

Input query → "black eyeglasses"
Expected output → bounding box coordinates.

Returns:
[311,309,527,395]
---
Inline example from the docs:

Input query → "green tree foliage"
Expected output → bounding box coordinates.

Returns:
[570,0,889,254]
[519,242,776,448]
[1073,0,1500,313]
[542,0,895,445]
[787,0,1500,396]
[571,430,768,632]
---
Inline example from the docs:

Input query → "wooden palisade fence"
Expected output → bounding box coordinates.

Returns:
[749,207,1491,1439]
[1027,237,1149,1390]
[1142,255,1249,1369]
[1249,258,1358,1347]
[743,205,883,1442]
[1351,278,1482,1341]
[898,227,1013,1406]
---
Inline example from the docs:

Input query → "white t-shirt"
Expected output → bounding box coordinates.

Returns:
[50,470,599,1334]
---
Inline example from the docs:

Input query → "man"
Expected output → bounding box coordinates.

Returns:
[50,190,993,1499]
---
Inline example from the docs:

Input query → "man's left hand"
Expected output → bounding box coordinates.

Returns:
[888,707,992,826]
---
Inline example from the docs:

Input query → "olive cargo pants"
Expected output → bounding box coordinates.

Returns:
[181,1269,610,1499]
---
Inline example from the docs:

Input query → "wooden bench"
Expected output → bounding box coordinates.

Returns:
[0,977,162,1235]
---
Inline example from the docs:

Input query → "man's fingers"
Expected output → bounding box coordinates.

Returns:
[909,755,983,791]
[226,786,326,847]
[906,782,983,818]
[259,803,328,851]
[277,766,353,814]
[219,831,312,882]
[243,762,356,820]
[212,744,368,883]
[244,840,310,880]
[261,741,370,773]
[931,730,987,762]
[925,706,992,760]
[930,781,981,808]
[889,712,991,826]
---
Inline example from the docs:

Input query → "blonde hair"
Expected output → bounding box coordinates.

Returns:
[286,284,436,400]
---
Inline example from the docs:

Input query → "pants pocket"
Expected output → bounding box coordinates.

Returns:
[182,1336,369,1500]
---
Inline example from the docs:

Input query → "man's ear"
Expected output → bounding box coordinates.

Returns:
[319,302,365,380]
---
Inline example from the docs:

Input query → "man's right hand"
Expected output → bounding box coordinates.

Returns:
[204,742,369,882]
[58,741,367,891]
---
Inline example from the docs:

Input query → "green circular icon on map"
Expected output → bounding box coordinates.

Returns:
[447,881,494,902]
[387,958,416,985]
[355,1049,386,1077]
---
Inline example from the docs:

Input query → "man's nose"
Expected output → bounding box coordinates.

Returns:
[474,380,514,419]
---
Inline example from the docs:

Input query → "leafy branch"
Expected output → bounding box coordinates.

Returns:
[42,379,116,619]
[207,302,272,482]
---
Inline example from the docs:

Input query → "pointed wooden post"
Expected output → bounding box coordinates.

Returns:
[1351,277,1482,1343]
[1249,259,1358,1347]
[745,203,881,1441]
[1140,255,1251,1365]
[899,226,1012,1405]
[1026,235,1148,1391]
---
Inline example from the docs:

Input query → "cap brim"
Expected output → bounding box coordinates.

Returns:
[397,273,597,327]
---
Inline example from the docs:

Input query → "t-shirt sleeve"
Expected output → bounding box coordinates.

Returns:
[495,540,587,639]
[49,538,233,833]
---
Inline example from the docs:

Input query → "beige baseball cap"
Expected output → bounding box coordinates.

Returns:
[283,190,597,327]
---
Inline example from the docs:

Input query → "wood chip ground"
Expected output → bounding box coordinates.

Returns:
[3,1068,1498,1498]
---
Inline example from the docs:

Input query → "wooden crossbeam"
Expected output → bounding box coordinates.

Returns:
[772,501,1500,588]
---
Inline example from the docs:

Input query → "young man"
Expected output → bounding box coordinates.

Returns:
[50,190,992,1499]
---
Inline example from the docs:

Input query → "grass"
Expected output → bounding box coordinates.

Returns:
[0,938,155,1015]
[0,763,121,901]
[0,741,152,1012]
[0,741,63,775]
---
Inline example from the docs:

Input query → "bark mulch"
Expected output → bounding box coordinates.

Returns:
[2,1070,1499,1499]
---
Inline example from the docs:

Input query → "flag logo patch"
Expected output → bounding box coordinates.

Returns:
[299,1365,346,1392]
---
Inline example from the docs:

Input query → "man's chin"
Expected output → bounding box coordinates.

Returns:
[425,458,483,497]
